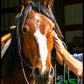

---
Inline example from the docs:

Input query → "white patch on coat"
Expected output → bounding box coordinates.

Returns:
[35,14,39,20]
[34,29,48,73]
[35,14,40,25]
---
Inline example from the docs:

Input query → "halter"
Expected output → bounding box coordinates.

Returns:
[17,30,33,84]
[16,5,32,84]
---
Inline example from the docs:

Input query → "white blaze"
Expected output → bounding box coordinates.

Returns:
[35,14,39,20]
[35,14,40,25]
[34,29,48,73]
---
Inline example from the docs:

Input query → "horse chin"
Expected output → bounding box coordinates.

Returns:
[34,72,53,84]
[35,79,53,84]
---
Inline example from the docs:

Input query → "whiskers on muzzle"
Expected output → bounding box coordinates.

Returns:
[33,67,54,84]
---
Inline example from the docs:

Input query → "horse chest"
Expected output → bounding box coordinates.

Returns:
[1,57,34,84]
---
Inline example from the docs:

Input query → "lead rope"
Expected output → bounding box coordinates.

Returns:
[17,38,29,84]
[17,27,33,84]
[16,9,33,84]
[67,67,70,83]
[22,58,33,69]
[54,59,56,84]
[20,52,30,84]
[63,61,65,84]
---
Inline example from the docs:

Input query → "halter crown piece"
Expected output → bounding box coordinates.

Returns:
[17,20,31,84]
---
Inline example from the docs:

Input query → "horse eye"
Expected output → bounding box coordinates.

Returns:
[53,27,55,31]
[23,28,27,32]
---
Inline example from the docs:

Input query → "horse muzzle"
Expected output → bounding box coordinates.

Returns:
[33,67,54,84]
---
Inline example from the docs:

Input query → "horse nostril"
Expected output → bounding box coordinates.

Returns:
[50,67,54,77]
[34,67,41,78]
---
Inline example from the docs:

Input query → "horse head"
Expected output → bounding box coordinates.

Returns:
[22,10,54,83]
[16,0,64,84]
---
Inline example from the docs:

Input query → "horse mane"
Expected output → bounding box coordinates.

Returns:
[16,1,64,39]
[30,1,64,40]
[6,1,64,76]
[6,28,19,76]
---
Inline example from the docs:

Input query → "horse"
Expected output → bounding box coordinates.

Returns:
[1,0,64,84]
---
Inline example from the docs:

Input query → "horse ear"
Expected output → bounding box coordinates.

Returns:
[25,0,29,5]
[43,0,54,12]
[18,0,29,13]
[43,0,48,6]
[18,0,25,12]
[48,0,54,9]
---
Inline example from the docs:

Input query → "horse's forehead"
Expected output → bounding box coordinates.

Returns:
[27,10,53,23]
[24,10,54,34]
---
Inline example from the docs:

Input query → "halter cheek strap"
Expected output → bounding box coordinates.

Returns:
[16,5,34,84]
[17,21,33,84]
[17,37,33,84]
